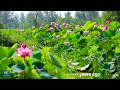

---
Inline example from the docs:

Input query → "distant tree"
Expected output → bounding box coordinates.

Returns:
[26,11,36,28]
[34,11,39,27]
[0,12,3,23]
[56,13,65,24]
[74,11,87,25]
[37,11,45,25]
[102,11,120,23]
[86,11,99,21]
[19,12,26,28]
[1,11,14,28]
[43,11,58,24]
[50,11,58,22]
[74,11,81,24]
[64,11,73,23]
[0,11,4,28]
[9,14,19,28]
[43,11,50,23]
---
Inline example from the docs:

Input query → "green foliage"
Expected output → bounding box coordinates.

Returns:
[109,21,120,29]
[102,11,120,23]
[81,21,96,31]
[1,20,120,79]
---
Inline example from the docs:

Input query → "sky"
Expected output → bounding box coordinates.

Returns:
[14,11,102,17]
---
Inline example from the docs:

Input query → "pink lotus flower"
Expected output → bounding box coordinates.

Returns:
[20,43,27,49]
[49,27,54,30]
[56,35,61,38]
[51,22,55,26]
[94,24,98,28]
[67,30,72,34]
[62,23,66,27]
[39,27,42,29]
[106,20,110,24]
[17,45,32,58]
[16,29,24,34]
[102,26,109,31]
[19,29,24,33]
[55,24,59,27]
[62,23,71,28]
[20,71,24,75]
[75,25,80,29]
[65,24,71,28]
[64,41,69,45]
[32,26,35,29]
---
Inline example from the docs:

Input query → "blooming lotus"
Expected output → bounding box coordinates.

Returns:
[20,43,27,49]
[106,20,110,24]
[75,25,80,29]
[94,24,98,28]
[64,41,69,45]
[102,26,109,31]
[16,29,24,34]
[32,26,35,29]
[62,23,66,27]
[20,71,24,75]
[56,35,61,38]
[65,24,71,28]
[20,29,24,33]
[49,27,54,30]
[51,22,55,26]
[39,27,42,29]
[55,24,59,27]
[17,46,32,58]
[67,30,72,34]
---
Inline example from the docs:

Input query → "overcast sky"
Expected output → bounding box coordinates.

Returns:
[14,11,102,17]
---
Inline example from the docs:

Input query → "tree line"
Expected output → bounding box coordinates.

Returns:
[0,11,119,29]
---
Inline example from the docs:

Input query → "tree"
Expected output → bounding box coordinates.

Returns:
[0,11,4,28]
[48,11,58,22]
[56,13,65,24]
[74,11,81,24]
[43,11,58,24]
[37,11,45,25]
[1,11,14,28]
[19,12,26,28]
[85,11,101,24]
[34,11,39,27]
[26,11,36,28]
[9,14,19,28]
[74,11,87,25]
[102,11,120,23]
[43,11,49,23]
[64,11,73,23]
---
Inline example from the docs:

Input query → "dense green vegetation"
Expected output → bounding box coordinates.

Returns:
[1,11,120,79]
[1,20,120,79]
